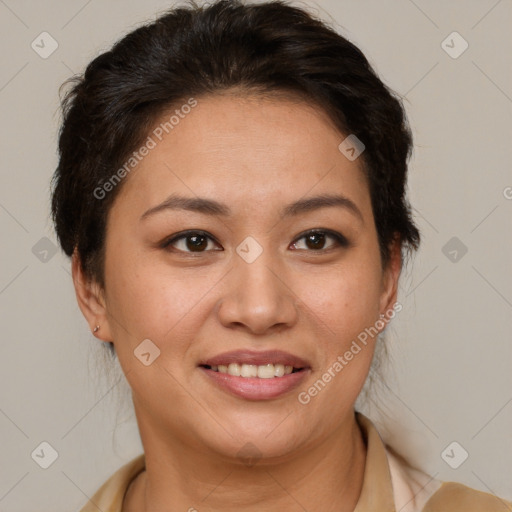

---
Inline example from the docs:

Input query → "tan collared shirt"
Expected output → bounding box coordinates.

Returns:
[80,413,511,511]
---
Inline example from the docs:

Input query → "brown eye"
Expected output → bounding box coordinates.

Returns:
[184,234,208,251]
[291,230,349,251]
[305,232,327,250]
[162,231,222,253]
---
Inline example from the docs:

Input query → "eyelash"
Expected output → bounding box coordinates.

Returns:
[160,229,349,254]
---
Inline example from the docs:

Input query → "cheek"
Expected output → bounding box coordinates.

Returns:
[104,248,222,345]
[303,261,383,341]
[297,265,381,411]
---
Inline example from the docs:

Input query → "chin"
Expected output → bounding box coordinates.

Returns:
[197,410,312,464]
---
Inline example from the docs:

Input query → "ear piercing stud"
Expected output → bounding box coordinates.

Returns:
[93,325,100,333]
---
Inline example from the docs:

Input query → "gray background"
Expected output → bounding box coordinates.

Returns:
[0,0,511,510]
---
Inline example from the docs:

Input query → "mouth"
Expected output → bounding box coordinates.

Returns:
[199,350,311,400]
[200,363,304,378]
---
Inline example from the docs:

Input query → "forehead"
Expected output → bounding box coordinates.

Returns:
[111,93,371,219]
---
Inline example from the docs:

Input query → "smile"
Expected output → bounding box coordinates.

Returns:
[202,363,302,378]
[199,350,311,400]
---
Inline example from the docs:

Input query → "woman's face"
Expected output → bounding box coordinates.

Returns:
[84,93,400,461]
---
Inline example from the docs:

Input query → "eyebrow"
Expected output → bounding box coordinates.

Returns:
[140,193,363,223]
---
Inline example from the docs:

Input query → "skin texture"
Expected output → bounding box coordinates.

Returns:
[73,93,402,512]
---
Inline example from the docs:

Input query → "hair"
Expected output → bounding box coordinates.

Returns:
[51,0,420,359]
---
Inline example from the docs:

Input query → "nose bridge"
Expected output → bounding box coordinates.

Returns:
[216,238,298,333]
[237,246,279,298]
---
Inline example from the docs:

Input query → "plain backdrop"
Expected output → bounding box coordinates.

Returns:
[0,1,511,510]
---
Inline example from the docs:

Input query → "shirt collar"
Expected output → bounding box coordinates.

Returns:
[354,411,397,512]
[81,412,397,511]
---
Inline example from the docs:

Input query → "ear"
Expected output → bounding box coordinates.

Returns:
[379,235,402,315]
[71,250,113,343]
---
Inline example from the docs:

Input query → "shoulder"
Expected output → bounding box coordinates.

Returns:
[422,481,512,512]
[79,453,146,512]
[383,443,511,512]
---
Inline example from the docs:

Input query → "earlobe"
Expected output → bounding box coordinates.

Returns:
[71,251,113,342]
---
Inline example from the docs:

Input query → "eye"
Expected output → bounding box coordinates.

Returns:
[161,230,222,253]
[160,228,349,254]
[290,229,349,251]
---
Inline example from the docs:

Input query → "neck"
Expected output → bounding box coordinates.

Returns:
[124,412,366,512]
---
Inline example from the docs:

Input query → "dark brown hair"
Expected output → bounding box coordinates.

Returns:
[51,0,420,289]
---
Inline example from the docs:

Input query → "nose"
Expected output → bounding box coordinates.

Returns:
[215,248,299,336]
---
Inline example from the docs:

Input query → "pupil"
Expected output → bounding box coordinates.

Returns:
[306,233,325,250]
[187,235,207,251]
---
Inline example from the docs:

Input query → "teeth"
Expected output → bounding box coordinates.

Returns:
[240,364,258,378]
[227,363,241,376]
[213,363,298,378]
[274,364,285,377]
[257,364,275,379]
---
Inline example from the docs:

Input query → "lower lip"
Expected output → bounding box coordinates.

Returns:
[200,367,310,400]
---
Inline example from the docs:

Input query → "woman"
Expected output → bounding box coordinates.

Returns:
[51,1,511,510]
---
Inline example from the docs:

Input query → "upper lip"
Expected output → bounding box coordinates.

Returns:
[200,350,310,369]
